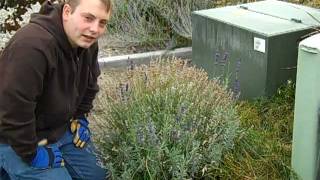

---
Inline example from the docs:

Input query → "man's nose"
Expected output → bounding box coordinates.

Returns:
[89,22,99,34]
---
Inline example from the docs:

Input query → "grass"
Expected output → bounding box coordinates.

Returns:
[210,80,296,179]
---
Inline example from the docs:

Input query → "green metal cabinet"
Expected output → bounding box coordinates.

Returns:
[292,33,320,180]
[192,0,320,99]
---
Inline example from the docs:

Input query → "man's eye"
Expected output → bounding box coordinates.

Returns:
[85,16,94,21]
[99,22,107,28]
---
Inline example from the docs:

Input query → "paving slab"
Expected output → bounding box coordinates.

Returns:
[98,47,192,69]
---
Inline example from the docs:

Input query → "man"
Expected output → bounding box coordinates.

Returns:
[0,0,111,179]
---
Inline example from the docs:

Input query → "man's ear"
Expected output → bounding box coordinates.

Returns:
[62,4,72,20]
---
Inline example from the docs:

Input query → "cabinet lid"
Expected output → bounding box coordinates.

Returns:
[193,0,320,36]
[300,33,320,54]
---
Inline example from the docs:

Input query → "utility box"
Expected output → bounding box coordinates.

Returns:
[192,0,320,99]
[292,33,320,180]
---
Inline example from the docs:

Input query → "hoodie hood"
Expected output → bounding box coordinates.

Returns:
[30,1,74,56]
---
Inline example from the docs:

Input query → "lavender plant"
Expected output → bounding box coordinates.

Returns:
[93,57,239,179]
[99,0,171,49]
[99,0,216,50]
[150,0,213,39]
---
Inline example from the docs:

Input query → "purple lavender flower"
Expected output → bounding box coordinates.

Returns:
[127,59,134,71]
[233,79,240,96]
[136,126,145,145]
[180,103,188,115]
[119,83,129,102]
[144,72,148,84]
[119,83,125,101]
[147,121,159,145]
[171,129,181,142]
[175,116,181,123]
[214,52,220,65]
[235,58,241,73]
[233,58,241,97]
[125,83,129,92]
[222,52,229,63]
[219,52,229,67]
[176,103,188,123]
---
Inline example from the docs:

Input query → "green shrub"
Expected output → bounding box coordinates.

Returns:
[93,58,239,179]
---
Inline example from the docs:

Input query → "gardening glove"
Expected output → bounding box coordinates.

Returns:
[31,144,64,169]
[70,117,91,148]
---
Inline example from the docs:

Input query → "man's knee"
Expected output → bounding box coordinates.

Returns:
[76,165,108,180]
[91,165,108,180]
[0,168,10,180]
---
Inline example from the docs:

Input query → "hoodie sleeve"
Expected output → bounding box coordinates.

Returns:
[0,43,47,163]
[73,45,101,118]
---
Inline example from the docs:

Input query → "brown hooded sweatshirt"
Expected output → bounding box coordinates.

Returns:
[0,1,100,163]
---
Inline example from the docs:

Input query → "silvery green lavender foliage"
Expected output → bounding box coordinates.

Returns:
[148,0,212,39]
[100,0,215,49]
[93,58,239,179]
[100,0,171,48]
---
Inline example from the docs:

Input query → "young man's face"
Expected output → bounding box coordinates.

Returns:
[62,0,110,48]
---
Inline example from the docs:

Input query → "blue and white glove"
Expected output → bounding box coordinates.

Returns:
[31,144,64,169]
[70,117,91,148]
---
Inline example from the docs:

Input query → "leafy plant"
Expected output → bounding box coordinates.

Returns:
[92,58,239,179]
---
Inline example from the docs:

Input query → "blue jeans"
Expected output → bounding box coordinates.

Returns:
[0,130,108,180]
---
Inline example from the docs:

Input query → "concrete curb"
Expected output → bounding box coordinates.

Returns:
[98,47,192,69]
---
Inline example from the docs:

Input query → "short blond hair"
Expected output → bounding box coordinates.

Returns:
[65,0,112,13]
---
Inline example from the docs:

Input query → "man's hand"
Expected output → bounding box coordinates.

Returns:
[31,144,64,169]
[70,117,90,148]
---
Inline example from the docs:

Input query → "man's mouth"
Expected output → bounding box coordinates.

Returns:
[82,35,96,41]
